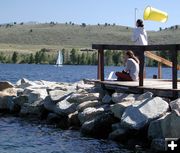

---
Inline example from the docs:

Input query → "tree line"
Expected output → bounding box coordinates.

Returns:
[0,48,179,66]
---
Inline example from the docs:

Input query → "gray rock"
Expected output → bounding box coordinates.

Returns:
[108,128,128,141]
[78,107,105,124]
[102,94,112,104]
[68,111,80,127]
[16,78,37,88]
[170,98,180,116]
[75,80,94,91]
[23,88,48,103]
[137,92,153,101]
[0,87,17,96]
[121,97,169,130]
[67,93,100,103]
[49,89,73,102]
[47,112,68,129]
[54,100,77,116]
[44,96,55,112]
[0,94,17,112]
[47,113,62,123]
[0,81,14,91]
[0,94,12,110]
[111,100,135,119]
[112,93,136,103]
[13,95,28,106]
[20,99,44,116]
[76,100,100,112]
[148,112,180,139]
[111,122,122,131]
[81,112,117,138]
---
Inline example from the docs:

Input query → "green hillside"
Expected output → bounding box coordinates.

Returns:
[0,23,179,53]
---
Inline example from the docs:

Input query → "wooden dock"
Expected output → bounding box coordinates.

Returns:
[88,44,180,99]
[86,79,180,98]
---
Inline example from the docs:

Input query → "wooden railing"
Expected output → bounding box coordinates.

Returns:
[92,44,180,98]
[145,51,180,79]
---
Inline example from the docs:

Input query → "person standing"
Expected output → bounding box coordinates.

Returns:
[132,19,148,79]
[131,19,148,45]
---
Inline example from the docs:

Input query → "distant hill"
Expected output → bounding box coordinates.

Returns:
[0,23,180,53]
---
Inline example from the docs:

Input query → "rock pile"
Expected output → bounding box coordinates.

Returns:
[0,79,179,152]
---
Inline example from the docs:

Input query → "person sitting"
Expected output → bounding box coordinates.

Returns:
[115,50,139,81]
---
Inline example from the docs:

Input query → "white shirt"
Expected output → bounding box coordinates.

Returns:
[131,27,148,45]
[125,58,139,81]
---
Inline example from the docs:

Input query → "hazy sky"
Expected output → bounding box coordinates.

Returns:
[0,0,179,30]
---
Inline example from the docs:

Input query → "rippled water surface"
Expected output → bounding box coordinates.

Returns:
[0,116,129,153]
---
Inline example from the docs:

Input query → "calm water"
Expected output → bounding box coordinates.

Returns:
[0,63,179,83]
[0,64,179,153]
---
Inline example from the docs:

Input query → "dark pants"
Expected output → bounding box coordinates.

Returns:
[115,72,132,81]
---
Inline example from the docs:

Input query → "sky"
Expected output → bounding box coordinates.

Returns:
[0,0,179,30]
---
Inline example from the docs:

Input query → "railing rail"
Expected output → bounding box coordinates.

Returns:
[145,51,180,79]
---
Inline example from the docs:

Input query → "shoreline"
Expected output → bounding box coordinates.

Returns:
[0,78,179,152]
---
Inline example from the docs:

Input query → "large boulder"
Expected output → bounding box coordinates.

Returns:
[108,128,129,141]
[121,97,169,130]
[13,95,29,106]
[74,80,94,91]
[81,112,118,138]
[46,112,69,129]
[0,95,12,110]
[170,98,180,116]
[44,96,55,112]
[67,92,100,103]
[0,81,14,91]
[78,107,105,124]
[136,92,153,101]
[53,100,77,116]
[102,94,112,104]
[23,88,48,103]
[44,95,76,116]
[16,78,38,89]
[0,88,17,96]
[112,93,136,104]
[48,89,73,102]
[20,99,44,116]
[111,100,135,119]
[148,112,180,139]
[68,111,80,127]
[76,100,101,112]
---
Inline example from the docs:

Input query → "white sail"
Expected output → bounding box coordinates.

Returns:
[56,51,63,66]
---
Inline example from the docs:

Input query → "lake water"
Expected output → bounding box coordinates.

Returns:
[0,116,125,153]
[0,64,179,83]
[0,64,179,153]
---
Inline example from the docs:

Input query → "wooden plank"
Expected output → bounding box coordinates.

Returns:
[145,51,180,70]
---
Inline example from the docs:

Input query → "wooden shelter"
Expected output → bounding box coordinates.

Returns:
[90,44,180,99]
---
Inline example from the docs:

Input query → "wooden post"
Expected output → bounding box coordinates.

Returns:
[172,48,178,98]
[138,49,145,87]
[97,49,104,81]
[158,62,162,79]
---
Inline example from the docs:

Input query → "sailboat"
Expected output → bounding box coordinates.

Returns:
[55,50,63,67]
